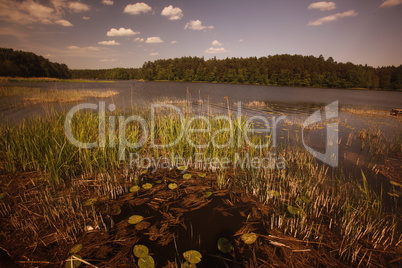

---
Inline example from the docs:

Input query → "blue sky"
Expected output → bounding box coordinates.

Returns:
[0,0,401,69]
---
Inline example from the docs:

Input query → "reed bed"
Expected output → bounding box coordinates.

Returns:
[0,98,401,267]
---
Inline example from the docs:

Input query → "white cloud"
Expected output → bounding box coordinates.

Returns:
[102,0,114,5]
[171,40,178,44]
[67,45,100,52]
[98,40,120,46]
[308,10,358,26]
[124,2,152,15]
[145,36,164,44]
[239,39,244,42]
[134,37,145,42]
[56,19,73,26]
[184,20,214,30]
[149,52,160,56]
[308,1,336,11]
[100,58,118,62]
[380,0,402,7]
[161,5,183,20]
[212,40,222,46]
[82,16,90,20]
[0,0,76,27]
[68,2,90,13]
[204,47,228,54]
[107,27,139,37]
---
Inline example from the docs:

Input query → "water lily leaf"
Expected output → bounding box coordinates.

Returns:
[197,173,207,178]
[217,237,233,253]
[168,183,178,190]
[135,221,151,230]
[142,183,153,189]
[241,233,258,244]
[268,190,280,197]
[128,215,144,224]
[390,181,402,188]
[388,190,401,198]
[141,170,148,175]
[70,244,83,254]
[83,198,97,207]
[183,174,192,180]
[130,185,141,192]
[138,255,155,268]
[204,191,213,198]
[181,262,196,268]
[177,166,188,171]
[287,205,301,215]
[155,180,162,184]
[296,196,310,205]
[133,245,149,258]
[183,250,202,264]
[110,206,121,216]
[64,254,82,268]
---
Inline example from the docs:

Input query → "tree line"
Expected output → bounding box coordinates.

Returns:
[2,47,401,90]
[137,55,402,90]
[0,48,71,79]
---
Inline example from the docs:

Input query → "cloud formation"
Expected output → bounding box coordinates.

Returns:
[379,0,402,7]
[308,10,357,26]
[204,47,228,54]
[98,40,120,46]
[107,27,139,37]
[68,2,89,12]
[124,2,152,15]
[0,0,90,27]
[102,0,114,5]
[149,52,160,56]
[145,36,164,44]
[161,5,183,20]
[67,45,100,52]
[212,40,222,46]
[134,37,145,42]
[308,1,336,11]
[184,20,214,30]
[171,40,178,44]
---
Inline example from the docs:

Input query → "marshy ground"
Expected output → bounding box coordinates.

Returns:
[0,85,401,267]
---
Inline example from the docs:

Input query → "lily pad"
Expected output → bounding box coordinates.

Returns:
[388,190,401,198]
[64,254,82,268]
[217,237,233,253]
[69,244,83,254]
[138,255,155,268]
[287,205,301,215]
[183,174,192,180]
[141,170,148,175]
[197,173,207,178]
[82,198,97,207]
[241,233,258,244]
[128,215,144,225]
[110,206,121,216]
[133,245,149,258]
[142,183,153,189]
[130,185,141,192]
[183,250,202,264]
[390,181,402,188]
[204,191,213,198]
[168,183,178,190]
[181,262,196,268]
[177,166,188,171]
[155,180,162,184]
[135,221,151,230]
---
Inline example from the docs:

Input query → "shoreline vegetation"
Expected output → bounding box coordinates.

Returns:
[2,48,402,91]
[0,93,401,267]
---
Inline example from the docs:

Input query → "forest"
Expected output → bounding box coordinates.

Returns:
[1,47,401,90]
[135,55,402,90]
[0,48,71,79]
[72,55,402,90]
